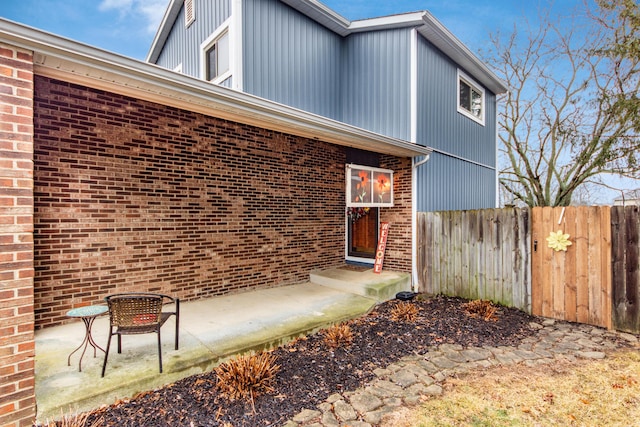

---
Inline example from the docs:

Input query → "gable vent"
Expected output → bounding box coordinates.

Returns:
[185,0,195,27]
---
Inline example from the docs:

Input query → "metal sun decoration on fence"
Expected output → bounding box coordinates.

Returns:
[546,230,572,252]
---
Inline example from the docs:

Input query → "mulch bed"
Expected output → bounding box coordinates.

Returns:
[83,295,539,427]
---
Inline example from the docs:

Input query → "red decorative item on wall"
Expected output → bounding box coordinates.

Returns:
[373,222,390,273]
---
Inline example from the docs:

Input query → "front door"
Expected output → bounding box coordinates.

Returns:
[347,207,378,260]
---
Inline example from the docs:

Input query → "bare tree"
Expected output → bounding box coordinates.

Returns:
[489,0,639,207]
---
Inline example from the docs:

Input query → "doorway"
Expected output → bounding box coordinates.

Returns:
[347,207,378,261]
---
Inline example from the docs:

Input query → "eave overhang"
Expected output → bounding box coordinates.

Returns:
[280,1,508,95]
[416,11,507,95]
[0,18,431,158]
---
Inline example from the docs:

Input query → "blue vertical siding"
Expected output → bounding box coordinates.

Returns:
[155,0,231,77]
[415,35,497,211]
[416,36,496,165]
[242,0,343,119]
[341,29,412,141]
[150,1,500,212]
[416,153,496,211]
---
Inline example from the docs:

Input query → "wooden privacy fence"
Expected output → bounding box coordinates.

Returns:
[612,206,640,333]
[416,206,640,333]
[416,208,531,312]
[531,206,611,329]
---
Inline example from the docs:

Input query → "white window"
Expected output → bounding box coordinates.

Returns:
[201,22,231,84]
[457,70,485,125]
[346,164,394,208]
[185,0,195,28]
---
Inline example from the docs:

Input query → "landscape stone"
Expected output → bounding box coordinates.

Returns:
[442,351,468,363]
[286,311,637,427]
[320,411,339,427]
[293,409,321,423]
[494,352,523,365]
[326,393,342,404]
[429,356,459,369]
[514,349,541,360]
[368,379,403,396]
[373,367,391,377]
[363,406,396,424]
[576,351,606,359]
[390,370,418,387]
[416,359,438,373]
[349,391,384,413]
[438,343,464,352]
[332,399,356,422]
[619,332,639,343]
[318,402,332,412]
[577,338,599,349]
[382,397,403,407]
[342,421,372,427]
[423,384,443,396]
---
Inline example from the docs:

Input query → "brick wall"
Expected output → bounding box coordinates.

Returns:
[0,44,36,427]
[380,155,412,273]
[32,76,413,328]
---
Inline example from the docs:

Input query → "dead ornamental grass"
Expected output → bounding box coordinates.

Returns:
[382,351,640,427]
[323,324,354,349]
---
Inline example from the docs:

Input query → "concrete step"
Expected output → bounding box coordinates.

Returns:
[310,267,411,302]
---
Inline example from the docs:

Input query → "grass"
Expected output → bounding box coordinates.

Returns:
[381,350,640,427]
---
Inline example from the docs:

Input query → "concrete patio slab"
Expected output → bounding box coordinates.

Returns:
[34,267,409,423]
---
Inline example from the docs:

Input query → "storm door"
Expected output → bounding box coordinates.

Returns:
[347,207,378,260]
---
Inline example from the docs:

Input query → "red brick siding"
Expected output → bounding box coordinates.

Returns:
[0,44,36,427]
[32,76,415,327]
[32,76,412,327]
[380,155,412,273]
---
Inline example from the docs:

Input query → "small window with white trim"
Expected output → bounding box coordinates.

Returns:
[185,0,195,27]
[457,70,485,125]
[201,23,231,84]
[346,164,394,207]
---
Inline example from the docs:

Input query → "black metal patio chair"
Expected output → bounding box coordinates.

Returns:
[101,293,179,377]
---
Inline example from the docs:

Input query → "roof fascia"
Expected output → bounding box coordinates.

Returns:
[147,0,183,63]
[281,0,424,35]
[280,0,351,36]
[418,12,507,95]
[0,18,431,158]
[347,13,425,33]
[280,2,507,94]
[146,0,506,94]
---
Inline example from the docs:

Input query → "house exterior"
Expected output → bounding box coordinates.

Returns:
[613,189,640,206]
[0,17,429,426]
[148,0,507,264]
[0,1,504,425]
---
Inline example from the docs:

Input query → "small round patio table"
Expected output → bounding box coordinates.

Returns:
[66,305,108,372]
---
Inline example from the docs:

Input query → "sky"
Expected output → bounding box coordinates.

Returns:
[0,0,583,61]
[0,0,632,203]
